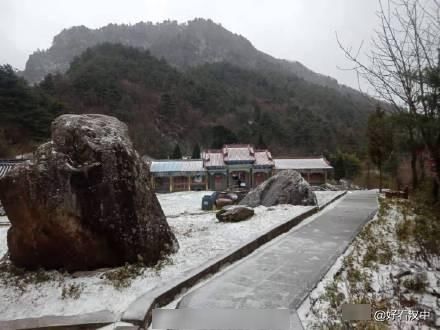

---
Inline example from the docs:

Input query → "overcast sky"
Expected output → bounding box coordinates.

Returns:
[0,0,380,89]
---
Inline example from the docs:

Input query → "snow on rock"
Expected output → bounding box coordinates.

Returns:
[0,114,177,271]
[239,170,317,207]
[0,191,313,321]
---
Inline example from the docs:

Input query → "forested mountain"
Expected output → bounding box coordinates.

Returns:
[0,65,62,156]
[22,43,371,158]
[1,19,378,158]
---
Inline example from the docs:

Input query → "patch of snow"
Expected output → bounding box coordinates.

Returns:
[0,225,8,258]
[156,191,213,217]
[97,321,135,330]
[0,191,314,321]
[314,191,344,207]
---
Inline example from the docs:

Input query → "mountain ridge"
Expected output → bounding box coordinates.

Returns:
[23,19,341,90]
[31,43,373,158]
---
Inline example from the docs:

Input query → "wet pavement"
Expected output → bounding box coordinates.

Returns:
[177,191,378,329]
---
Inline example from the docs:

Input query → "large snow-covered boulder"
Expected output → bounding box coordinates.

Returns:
[239,170,317,207]
[0,114,178,271]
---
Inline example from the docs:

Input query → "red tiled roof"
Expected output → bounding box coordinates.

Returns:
[203,144,274,167]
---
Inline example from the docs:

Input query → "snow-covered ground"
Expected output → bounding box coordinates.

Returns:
[299,197,440,329]
[156,191,213,218]
[0,190,341,321]
[0,226,8,258]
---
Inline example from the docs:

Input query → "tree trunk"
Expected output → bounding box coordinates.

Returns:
[379,161,383,193]
[407,128,418,190]
[410,147,418,190]
[366,160,371,189]
[426,145,440,203]
[433,179,439,203]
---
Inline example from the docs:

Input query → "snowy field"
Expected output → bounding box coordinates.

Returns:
[299,197,440,329]
[0,190,341,321]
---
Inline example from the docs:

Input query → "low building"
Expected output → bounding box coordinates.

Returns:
[150,144,333,192]
[150,159,207,193]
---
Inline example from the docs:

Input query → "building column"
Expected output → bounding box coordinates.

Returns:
[188,176,191,191]
[151,177,155,190]
[170,176,174,192]
[324,170,327,183]
[205,176,209,190]
[307,171,311,182]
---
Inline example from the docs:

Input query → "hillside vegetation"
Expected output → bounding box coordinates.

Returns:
[0,65,62,156]
[32,43,372,158]
[2,19,377,158]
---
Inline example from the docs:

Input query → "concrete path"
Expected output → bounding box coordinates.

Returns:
[177,191,378,328]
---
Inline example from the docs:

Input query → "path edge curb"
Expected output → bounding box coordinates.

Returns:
[122,191,347,327]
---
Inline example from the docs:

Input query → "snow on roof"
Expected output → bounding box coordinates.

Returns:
[202,151,225,167]
[150,160,205,173]
[204,145,271,166]
[223,144,255,162]
[274,158,333,170]
[254,151,274,166]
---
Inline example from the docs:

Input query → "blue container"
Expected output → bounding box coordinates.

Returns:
[201,195,214,210]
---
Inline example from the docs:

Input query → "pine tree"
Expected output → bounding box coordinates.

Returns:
[192,143,201,159]
[171,144,182,159]
[159,93,176,115]
[256,134,267,149]
[211,125,238,148]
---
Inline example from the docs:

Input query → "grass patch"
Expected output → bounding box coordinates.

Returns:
[102,256,175,289]
[61,282,84,299]
[402,273,427,293]
[153,256,174,275]
[102,262,145,289]
[0,262,62,292]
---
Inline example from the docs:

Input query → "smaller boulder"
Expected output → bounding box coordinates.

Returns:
[215,198,235,209]
[240,170,317,207]
[216,206,255,222]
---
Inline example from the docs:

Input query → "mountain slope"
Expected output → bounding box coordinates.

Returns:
[36,43,373,158]
[23,19,339,90]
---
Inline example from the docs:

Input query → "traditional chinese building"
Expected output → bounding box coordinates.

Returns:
[150,144,333,192]
[203,144,274,191]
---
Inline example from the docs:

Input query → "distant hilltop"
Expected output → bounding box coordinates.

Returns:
[22,18,339,89]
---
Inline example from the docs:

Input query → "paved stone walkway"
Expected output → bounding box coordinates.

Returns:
[177,191,378,328]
